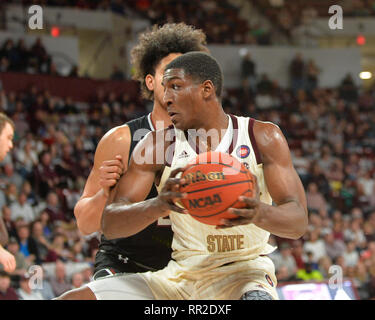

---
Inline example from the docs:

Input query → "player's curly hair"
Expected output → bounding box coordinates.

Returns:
[130,23,208,100]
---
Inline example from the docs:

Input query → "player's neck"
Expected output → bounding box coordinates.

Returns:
[190,109,229,151]
[202,108,229,133]
[150,103,172,129]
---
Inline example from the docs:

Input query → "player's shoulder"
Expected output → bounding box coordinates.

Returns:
[130,125,175,169]
[142,124,175,146]
[93,124,131,161]
[99,124,131,146]
[247,117,285,150]
[252,119,281,136]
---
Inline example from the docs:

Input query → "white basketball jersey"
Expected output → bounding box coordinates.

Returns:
[157,115,276,272]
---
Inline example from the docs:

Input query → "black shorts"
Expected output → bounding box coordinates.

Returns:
[93,250,154,280]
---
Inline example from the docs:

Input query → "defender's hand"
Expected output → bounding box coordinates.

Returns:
[99,155,124,197]
[155,167,188,214]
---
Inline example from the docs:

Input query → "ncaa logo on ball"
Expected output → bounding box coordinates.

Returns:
[236,145,250,158]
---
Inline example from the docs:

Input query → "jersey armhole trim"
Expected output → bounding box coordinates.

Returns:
[228,114,238,154]
[248,118,262,165]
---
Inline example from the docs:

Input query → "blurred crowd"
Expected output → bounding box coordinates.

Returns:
[0,78,147,299]
[236,51,375,300]
[7,0,375,47]
[0,46,374,300]
[256,0,375,31]
[127,0,271,45]
[8,0,271,45]
[0,37,78,78]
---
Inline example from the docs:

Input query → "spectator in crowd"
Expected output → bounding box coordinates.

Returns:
[306,182,328,215]
[354,261,370,299]
[305,59,320,94]
[81,266,93,284]
[33,267,55,300]
[71,272,85,289]
[296,262,324,281]
[360,241,375,265]
[343,240,360,267]
[308,161,331,201]
[45,233,73,263]
[358,171,374,204]
[9,192,35,223]
[272,242,298,278]
[240,51,257,94]
[276,265,297,283]
[30,220,51,264]
[33,151,59,199]
[289,53,305,93]
[291,239,305,270]
[39,210,53,241]
[303,229,327,263]
[344,218,367,250]
[15,141,38,179]
[0,163,23,190]
[20,181,37,207]
[324,231,346,261]
[49,260,72,297]
[292,148,311,187]
[44,192,66,223]
[17,273,44,300]
[318,255,333,279]
[1,205,16,239]
[16,224,38,265]
[339,73,358,102]
[4,183,18,206]
[0,270,18,300]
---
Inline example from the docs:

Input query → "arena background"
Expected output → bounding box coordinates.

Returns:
[0,0,374,301]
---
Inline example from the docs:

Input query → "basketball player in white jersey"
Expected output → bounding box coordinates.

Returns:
[73,23,209,279]
[0,113,16,273]
[58,52,307,300]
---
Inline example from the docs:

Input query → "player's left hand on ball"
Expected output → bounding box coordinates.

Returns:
[217,175,261,228]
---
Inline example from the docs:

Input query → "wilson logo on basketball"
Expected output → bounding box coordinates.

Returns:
[188,193,222,209]
[236,145,250,158]
[183,171,225,185]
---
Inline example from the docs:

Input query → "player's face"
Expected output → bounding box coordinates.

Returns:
[162,68,203,130]
[151,53,182,110]
[0,122,14,161]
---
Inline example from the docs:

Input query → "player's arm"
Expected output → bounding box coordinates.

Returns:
[102,131,186,240]
[0,216,16,273]
[0,215,8,246]
[73,125,129,235]
[223,121,308,239]
[0,246,16,273]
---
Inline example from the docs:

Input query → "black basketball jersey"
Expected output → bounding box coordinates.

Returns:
[94,114,173,274]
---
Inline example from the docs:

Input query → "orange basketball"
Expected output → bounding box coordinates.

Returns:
[179,151,255,226]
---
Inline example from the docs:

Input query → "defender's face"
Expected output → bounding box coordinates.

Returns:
[162,68,203,130]
[152,53,182,111]
[0,123,14,162]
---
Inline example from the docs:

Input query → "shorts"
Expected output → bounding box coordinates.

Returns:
[86,273,155,300]
[86,255,278,300]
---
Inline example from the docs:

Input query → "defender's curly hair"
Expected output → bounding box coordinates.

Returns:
[130,23,208,100]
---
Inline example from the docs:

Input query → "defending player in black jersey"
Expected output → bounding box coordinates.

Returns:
[73,23,208,279]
